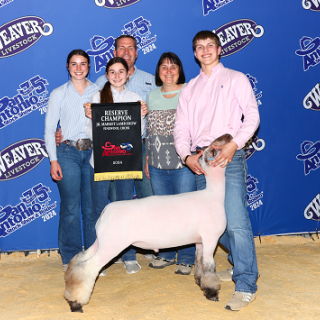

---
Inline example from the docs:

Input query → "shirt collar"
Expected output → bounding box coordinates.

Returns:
[67,78,93,90]
[111,85,127,97]
[200,62,223,80]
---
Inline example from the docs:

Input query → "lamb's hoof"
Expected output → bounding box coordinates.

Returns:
[204,288,219,302]
[68,300,83,313]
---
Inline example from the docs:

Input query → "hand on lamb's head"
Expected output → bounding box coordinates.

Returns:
[208,134,235,168]
[202,134,234,168]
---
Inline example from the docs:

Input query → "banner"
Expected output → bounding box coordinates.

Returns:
[1,0,319,251]
[91,102,142,181]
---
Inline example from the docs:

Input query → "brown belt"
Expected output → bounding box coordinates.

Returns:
[61,139,93,151]
[196,146,208,154]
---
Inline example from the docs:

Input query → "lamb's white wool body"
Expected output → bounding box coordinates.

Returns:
[64,134,232,313]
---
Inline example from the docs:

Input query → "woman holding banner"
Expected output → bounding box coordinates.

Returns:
[84,57,148,275]
[44,49,100,270]
[145,52,197,276]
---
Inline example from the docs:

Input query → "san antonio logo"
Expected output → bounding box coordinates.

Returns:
[0,75,50,129]
[0,183,57,238]
[247,174,264,211]
[295,36,320,71]
[87,16,156,73]
[296,140,320,175]
[0,0,14,8]
[213,19,264,57]
[247,73,262,106]
[244,134,266,161]
[102,142,133,156]
[202,0,233,16]
[95,0,140,9]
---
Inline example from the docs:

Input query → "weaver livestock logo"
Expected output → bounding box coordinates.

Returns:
[0,0,14,8]
[0,139,48,181]
[0,16,53,58]
[295,36,320,71]
[213,19,264,57]
[87,16,156,73]
[304,194,320,221]
[102,142,133,156]
[0,183,57,237]
[303,83,320,111]
[0,75,49,129]
[247,174,264,211]
[95,0,140,8]
[302,0,320,11]
[296,140,320,175]
[247,73,262,106]
[245,135,266,160]
[202,0,233,16]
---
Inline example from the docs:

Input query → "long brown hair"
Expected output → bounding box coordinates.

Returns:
[100,57,129,103]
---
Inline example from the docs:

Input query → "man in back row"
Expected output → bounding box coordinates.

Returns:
[97,35,157,274]
[174,30,260,311]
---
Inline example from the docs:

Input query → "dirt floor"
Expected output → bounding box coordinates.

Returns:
[1,235,320,320]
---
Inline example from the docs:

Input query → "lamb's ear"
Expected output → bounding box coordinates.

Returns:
[212,134,233,147]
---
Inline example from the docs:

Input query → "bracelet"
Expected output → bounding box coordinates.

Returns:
[184,155,190,164]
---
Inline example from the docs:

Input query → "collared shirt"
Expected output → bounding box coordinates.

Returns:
[44,80,101,161]
[174,63,260,162]
[95,66,157,138]
[85,86,144,167]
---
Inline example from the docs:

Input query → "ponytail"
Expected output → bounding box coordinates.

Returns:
[100,81,113,103]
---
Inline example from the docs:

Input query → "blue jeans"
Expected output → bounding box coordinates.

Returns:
[114,141,153,262]
[135,142,153,198]
[196,149,258,294]
[92,179,110,223]
[149,165,197,265]
[56,143,94,265]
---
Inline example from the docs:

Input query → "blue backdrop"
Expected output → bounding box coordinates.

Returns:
[1,0,319,251]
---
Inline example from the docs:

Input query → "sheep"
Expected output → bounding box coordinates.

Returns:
[64,133,232,312]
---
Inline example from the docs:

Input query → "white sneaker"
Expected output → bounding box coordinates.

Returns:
[124,260,141,274]
[114,257,123,264]
[225,291,256,311]
[144,254,155,259]
[99,269,107,277]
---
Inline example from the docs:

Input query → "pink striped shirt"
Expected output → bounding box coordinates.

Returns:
[174,63,260,162]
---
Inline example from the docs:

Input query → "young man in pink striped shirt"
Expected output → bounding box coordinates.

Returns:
[174,30,260,311]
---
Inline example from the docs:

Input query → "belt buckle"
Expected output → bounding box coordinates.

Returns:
[76,139,85,151]
[75,139,92,151]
